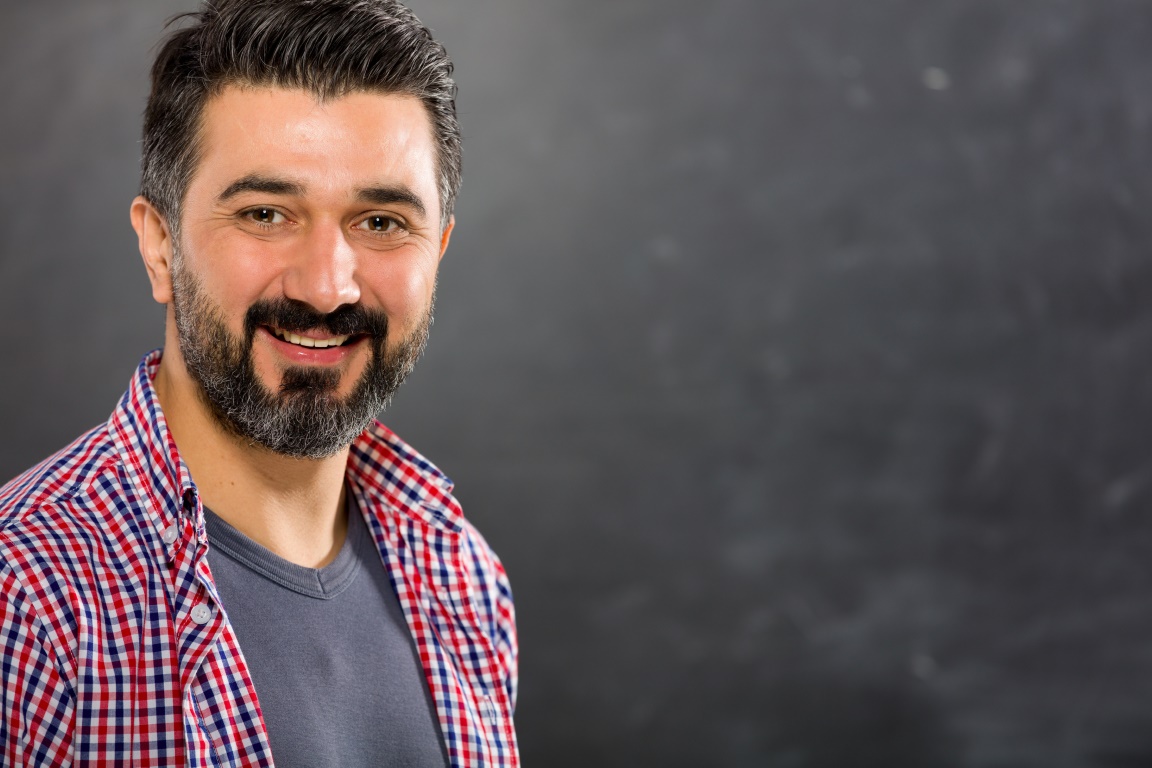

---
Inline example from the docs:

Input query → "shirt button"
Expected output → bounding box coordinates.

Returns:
[190,604,213,625]
[162,524,179,545]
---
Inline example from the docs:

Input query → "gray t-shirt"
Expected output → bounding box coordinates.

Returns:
[203,498,449,768]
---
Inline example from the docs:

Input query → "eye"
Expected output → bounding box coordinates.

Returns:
[355,215,403,235]
[243,207,287,226]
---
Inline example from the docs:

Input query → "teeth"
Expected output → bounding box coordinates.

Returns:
[271,328,350,349]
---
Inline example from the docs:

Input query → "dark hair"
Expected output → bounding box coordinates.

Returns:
[141,0,460,231]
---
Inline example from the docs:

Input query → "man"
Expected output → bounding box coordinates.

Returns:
[0,1,517,766]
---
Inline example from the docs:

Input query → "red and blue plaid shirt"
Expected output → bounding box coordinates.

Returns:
[0,350,518,767]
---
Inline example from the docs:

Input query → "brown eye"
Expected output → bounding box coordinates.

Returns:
[245,208,285,225]
[357,215,400,234]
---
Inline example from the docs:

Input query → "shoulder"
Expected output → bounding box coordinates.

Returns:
[0,423,134,644]
[0,422,121,535]
[459,515,516,641]
[459,517,512,603]
[352,419,516,624]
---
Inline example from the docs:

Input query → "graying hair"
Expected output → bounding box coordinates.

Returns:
[141,0,460,233]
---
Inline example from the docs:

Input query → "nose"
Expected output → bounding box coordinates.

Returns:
[281,220,361,314]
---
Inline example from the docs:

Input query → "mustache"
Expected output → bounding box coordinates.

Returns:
[243,298,389,340]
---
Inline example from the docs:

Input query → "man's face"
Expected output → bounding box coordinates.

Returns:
[167,86,449,457]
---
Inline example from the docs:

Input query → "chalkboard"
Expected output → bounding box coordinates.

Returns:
[3,1,1151,765]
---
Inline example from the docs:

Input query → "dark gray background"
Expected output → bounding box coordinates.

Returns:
[2,1,1151,766]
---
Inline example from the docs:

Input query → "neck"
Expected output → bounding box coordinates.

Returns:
[154,345,350,569]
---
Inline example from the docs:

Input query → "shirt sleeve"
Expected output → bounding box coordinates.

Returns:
[492,555,518,712]
[0,559,75,767]
[463,524,518,711]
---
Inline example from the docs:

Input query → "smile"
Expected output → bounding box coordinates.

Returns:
[267,326,354,349]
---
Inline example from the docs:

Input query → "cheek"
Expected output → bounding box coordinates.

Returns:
[366,259,438,326]
[186,235,285,317]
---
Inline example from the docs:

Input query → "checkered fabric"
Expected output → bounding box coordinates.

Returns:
[0,350,518,767]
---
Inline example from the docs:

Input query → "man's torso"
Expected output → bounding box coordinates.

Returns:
[0,353,518,767]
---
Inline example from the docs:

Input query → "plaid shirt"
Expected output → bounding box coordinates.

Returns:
[0,351,518,767]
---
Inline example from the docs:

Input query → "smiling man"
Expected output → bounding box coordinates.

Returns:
[0,2,516,766]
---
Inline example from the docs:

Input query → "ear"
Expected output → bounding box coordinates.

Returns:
[131,196,176,304]
[437,215,455,263]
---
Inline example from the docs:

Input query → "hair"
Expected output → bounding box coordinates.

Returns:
[141,0,460,232]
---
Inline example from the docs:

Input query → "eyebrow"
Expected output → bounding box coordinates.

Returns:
[217,174,305,202]
[215,175,428,219]
[356,186,427,218]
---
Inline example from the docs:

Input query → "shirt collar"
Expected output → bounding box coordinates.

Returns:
[108,349,465,561]
[108,350,199,561]
[347,419,464,535]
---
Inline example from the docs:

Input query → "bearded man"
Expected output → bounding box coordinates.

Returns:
[0,1,517,766]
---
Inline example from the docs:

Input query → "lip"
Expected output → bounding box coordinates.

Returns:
[258,325,366,365]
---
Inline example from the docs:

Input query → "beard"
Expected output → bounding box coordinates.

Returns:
[169,250,431,460]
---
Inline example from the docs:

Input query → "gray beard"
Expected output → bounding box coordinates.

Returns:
[169,252,430,459]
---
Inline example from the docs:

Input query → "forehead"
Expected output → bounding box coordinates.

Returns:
[190,85,439,211]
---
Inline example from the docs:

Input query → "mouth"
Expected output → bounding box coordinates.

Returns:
[265,326,362,349]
